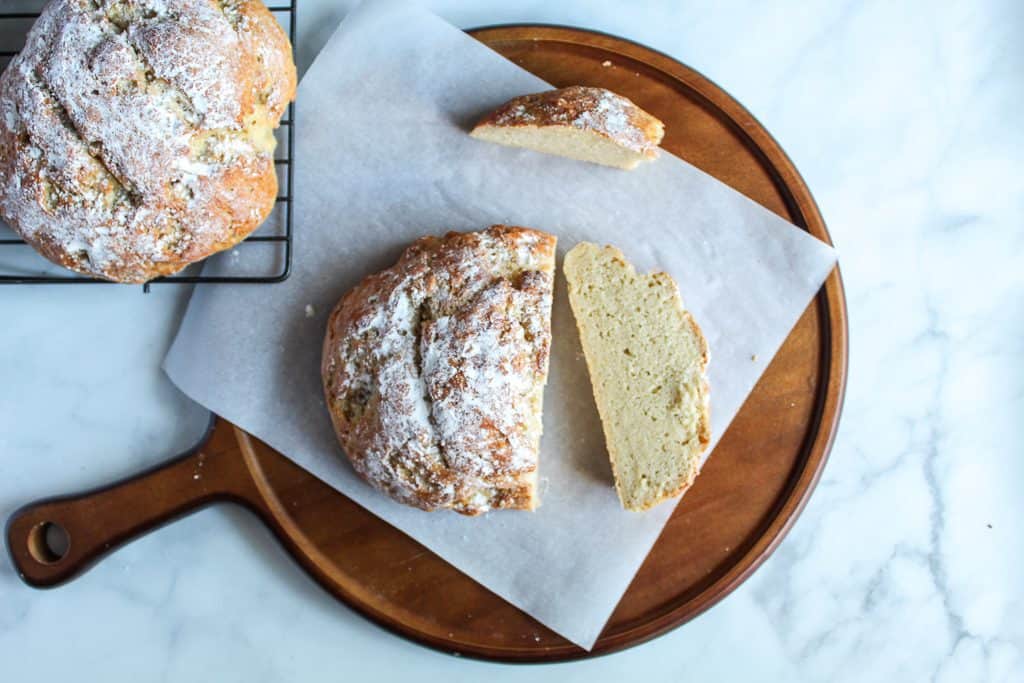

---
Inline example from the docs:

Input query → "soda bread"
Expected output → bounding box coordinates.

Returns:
[321,226,556,515]
[0,0,296,282]
[471,86,664,170]
[563,242,710,511]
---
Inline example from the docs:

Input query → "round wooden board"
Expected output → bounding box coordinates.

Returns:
[6,26,847,663]
[247,25,849,660]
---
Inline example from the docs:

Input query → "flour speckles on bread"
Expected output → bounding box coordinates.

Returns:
[0,0,296,282]
[321,226,556,515]
[471,86,664,169]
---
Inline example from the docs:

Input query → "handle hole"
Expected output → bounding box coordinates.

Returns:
[27,522,70,564]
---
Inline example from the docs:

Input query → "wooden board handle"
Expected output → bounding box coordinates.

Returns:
[5,419,255,587]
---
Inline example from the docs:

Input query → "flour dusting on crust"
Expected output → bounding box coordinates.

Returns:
[0,0,297,282]
[321,226,557,515]
[487,86,663,156]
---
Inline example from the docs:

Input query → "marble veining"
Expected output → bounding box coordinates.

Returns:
[1,0,1021,680]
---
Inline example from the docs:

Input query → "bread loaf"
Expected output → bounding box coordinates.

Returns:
[322,226,557,515]
[0,0,297,282]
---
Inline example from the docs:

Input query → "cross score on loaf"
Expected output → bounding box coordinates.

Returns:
[0,0,297,283]
[321,226,557,516]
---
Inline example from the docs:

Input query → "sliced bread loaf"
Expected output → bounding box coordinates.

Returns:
[563,242,710,511]
[322,226,556,515]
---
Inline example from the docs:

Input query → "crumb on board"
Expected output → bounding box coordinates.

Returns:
[601,60,612,67]
[751,353,758,362]
[305,304,316,318]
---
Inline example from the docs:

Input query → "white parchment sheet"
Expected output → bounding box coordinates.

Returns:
[165,0,837,649]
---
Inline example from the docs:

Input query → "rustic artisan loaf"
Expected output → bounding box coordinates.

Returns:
[0,0,297,283]
[563,242,710,511]
[322,226,557,515]
[471,86,664,170]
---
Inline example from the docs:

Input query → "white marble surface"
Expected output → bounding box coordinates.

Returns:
[1,0,1021,680]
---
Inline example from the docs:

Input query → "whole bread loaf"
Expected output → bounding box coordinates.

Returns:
[0,0,297,282]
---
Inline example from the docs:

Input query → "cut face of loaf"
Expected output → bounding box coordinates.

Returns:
[471,86,664,170]
[563,242,710,511]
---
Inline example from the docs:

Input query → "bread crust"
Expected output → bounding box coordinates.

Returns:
[321,226,557,515]
[0,0,297,283]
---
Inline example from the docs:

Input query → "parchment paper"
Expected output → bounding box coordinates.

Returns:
[164,0,837,650]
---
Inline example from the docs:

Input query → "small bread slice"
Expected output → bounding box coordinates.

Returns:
[471,86,664,170]
[563,242,710,511]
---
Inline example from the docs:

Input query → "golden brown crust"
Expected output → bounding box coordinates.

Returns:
[0,0,296,283]
[473,86,664,157]
[321,226,557,515]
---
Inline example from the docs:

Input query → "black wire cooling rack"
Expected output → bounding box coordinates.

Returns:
[0,1,297,290]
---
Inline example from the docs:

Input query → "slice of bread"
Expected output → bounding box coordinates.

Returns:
[471,86,664,170]
[563,242,710,511]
